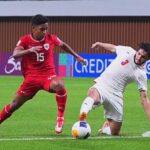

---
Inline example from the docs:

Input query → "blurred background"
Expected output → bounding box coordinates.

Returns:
[0,0,150,78]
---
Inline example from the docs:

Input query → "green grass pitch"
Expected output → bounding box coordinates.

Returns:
[0,76,150,150]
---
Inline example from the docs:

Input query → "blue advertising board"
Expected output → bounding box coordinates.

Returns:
[145,60,150,79]
[73,54,150,79]
[73,54,116,78]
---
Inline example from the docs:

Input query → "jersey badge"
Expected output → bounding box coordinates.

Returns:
[44,43,50,50]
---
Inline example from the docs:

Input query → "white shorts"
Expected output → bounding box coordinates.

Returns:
[91,83,123,122]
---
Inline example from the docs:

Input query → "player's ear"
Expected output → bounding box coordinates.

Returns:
[32,26,38,34]
[32,25,36,30]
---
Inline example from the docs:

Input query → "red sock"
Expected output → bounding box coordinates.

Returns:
[56,89,67,117]
[0,104,13,124]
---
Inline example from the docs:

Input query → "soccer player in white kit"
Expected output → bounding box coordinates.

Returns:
[79,42,150,135]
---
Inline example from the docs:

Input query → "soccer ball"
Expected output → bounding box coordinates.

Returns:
[72,121,91,139]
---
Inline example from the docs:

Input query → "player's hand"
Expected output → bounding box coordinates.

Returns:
[91,42,101,50]
[29,46,42,53]
[77,56,86,65]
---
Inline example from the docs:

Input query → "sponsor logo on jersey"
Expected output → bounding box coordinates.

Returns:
[20,90,26,94]
[121,60,129,65]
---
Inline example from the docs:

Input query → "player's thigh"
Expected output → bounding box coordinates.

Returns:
[103,94,123,123]
[88,87,101,103]
[17,77,41,97]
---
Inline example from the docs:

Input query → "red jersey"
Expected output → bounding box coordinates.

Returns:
[16,34,60,77]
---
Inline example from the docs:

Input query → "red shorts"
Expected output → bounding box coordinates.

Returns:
[17,75,56,97]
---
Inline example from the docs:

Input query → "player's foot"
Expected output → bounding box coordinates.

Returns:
[142,131,150,137]
[79,112,87,121]
[98,121,111,135]
[55,117,64,134]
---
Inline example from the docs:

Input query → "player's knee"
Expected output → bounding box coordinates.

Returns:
[56,81,64,91]
[88,88,100,103]
[88,88,94,97]
[110,122,121,136]
[51,79,64,91]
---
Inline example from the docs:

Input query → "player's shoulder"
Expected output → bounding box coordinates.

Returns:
[16,34,31,46]
[135,67,147,81]
[19,34,31,41]
[116,45,134,50]
[45,34,61,45]
[45,33,58,39]
[116,45,136,55]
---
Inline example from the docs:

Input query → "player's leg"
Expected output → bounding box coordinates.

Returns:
[98,94,123,136]
[0,94,32,124]
[46,76,67,134]
[98,119,122,135]
[0,77,39,124]
[79,87,101,121]
[109,120,122,135]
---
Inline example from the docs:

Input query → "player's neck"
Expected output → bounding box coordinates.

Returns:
[31,34,45,42]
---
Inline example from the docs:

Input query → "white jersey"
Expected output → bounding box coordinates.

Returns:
[94,45,147,97]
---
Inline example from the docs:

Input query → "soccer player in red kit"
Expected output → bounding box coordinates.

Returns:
[0,14,86,134]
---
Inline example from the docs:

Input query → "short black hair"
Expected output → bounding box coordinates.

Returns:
[138,42,150,58]
[31,14,49,26]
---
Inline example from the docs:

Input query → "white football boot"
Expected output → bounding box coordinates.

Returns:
[55,117,64,134]
[142,131,150,137]
[98,121,111,135]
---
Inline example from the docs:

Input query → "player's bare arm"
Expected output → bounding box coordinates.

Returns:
[91,42,116,53]
[59,40,86,65]
[13,46,42,59]
[140,90,150,120]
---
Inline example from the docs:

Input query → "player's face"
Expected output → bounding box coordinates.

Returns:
[32,23,48,41]
[134,49,149,65]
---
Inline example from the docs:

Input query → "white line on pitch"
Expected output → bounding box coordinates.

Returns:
[0,135,149,141]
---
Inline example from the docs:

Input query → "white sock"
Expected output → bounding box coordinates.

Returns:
[80,97,95,114]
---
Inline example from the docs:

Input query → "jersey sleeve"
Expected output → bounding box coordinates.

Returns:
[135,70,147,91]
[51,35,61,46]
[16,36,26,49]
[115,45,135,55]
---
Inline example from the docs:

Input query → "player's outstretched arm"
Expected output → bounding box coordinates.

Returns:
[60,41,86,65]
[140,90,150,120]
[13,46,42,59]
[91,42,116,53]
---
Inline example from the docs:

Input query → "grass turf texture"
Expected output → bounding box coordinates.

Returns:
[0,76,150,150]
